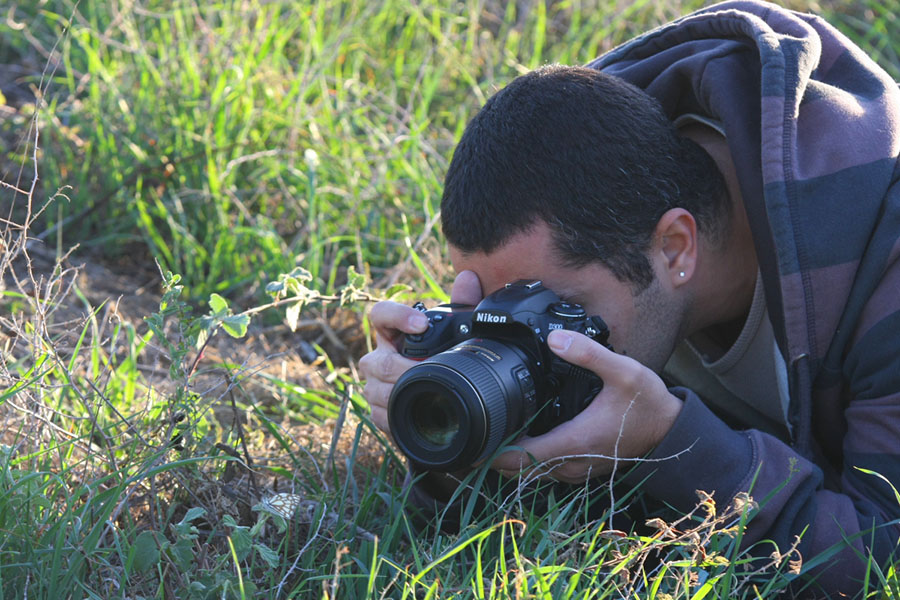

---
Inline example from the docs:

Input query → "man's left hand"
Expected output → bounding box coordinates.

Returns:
[490,329,683,483]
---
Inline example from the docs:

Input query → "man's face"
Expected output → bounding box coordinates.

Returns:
[448,221,686,373]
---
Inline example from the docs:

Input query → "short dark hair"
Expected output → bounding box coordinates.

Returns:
[440,64,729,291]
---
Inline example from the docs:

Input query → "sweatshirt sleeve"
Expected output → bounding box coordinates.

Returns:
[622,384,900,595]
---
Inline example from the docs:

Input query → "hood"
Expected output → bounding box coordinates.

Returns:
[587,0,900,375]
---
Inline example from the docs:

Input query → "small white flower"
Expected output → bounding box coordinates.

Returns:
[304,148,320,170]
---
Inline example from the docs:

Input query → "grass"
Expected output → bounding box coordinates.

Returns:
[3,0,716,303]
[1,0,899,598]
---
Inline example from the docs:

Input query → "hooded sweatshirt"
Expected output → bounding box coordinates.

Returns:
[588,0,900,594]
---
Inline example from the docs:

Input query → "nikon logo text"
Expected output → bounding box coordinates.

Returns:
[474,312,507,324]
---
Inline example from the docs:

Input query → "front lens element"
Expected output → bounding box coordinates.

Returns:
[388,338,539,471]
[411,391,460,448]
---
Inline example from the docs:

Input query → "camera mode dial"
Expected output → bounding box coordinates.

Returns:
[391,279,615,467]
[549,301,586,319]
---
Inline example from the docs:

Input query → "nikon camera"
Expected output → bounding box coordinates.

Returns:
[387,279,612,472]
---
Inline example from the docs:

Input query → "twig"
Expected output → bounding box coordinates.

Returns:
[608,390,640,531]
[226,382,260,496]
[324,385,352,483]
[500,444,697,511]
[237,291,375,318]
[274,502,328,599]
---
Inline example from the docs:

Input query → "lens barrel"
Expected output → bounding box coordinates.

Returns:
[388,338,537,472]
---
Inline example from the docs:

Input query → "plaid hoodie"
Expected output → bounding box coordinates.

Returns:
[589,0,900,594]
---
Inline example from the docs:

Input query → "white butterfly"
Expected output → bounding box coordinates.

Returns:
[259,493,304,520]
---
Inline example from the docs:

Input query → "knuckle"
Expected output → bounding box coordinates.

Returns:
[361,348,401,383]
[617,363,643,390]
[555,462,583,483]
[571,337,604,373]
[362,380,381,405]
[567,346,589,367]
[359,348,396,387]
[365,380,393,411]
[375,350,400,382]
[370,407,390,434]
[368,300,394,321]
[358,351,375,375]
[370,300,414,331]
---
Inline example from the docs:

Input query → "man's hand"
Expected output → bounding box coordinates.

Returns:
[359,270,483,436]
[491,329,683,483]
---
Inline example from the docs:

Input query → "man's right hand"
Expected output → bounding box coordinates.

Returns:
[360,269,483,438]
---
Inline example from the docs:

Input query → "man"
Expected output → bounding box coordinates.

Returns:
[360,0,900,595]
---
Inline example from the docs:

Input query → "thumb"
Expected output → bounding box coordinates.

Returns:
[450,269,483,305]
[547,329,629,381]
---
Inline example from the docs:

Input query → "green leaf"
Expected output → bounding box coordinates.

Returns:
[255,543,280,569]
[252,502,290,533]
[180,506,207,525]
[347,264,366,289]
[169,537,194,571]
[286,301,302,332]
[195,326,209,350]
[855,466,900,505]
[221,314,250,338]
[250,517,266,537]
[288,266,313,282]
[229,527,253,562]
[132,530,161,574]
[384,283,411,300]
[286,279,312,298]
[339,265,370,305]
[208,293,229,315]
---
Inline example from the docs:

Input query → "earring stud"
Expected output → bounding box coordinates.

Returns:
[679,271,685,277]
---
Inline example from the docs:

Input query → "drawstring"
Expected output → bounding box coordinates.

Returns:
[789,353,813,458]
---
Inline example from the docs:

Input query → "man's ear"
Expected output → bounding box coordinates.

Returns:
[653,208,697,288]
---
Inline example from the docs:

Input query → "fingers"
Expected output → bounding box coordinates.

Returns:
[490,419,607,481]
[487,331,636,478]
[369,402,389,433]
[368,271,481,348]
[547,329,638,383]
[488,330,681,484]
[359,344,417,390]
[450,269,483,305]
[368,300,429,348]
[361,272,482,440]
[360,350,416,437]
[360,301,427,437]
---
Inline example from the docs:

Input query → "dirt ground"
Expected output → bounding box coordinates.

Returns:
[1,56,397,530]
[0,229,394,520]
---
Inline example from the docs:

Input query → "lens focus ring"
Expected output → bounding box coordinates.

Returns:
[389,338,533,472]
[433,346,511,464]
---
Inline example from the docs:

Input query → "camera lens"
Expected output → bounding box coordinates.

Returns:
[388,338,539,472]
[410,391,460,448]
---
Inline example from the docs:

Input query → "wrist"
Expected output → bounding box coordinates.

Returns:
[648,392,684,452]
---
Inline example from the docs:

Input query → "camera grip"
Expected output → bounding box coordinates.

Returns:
[400,302,475,359]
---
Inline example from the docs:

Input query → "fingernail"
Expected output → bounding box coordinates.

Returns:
[408,314,428,331]
[548,330,573,352]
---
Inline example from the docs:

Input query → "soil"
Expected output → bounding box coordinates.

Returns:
[0,55,397,532]
[0,235,395,526]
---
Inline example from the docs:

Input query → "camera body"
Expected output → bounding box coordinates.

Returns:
[388,279,612,472]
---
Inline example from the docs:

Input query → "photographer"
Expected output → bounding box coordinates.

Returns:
[359,1,900,595]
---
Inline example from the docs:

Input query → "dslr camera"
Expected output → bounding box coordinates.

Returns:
[388,279,612,472]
